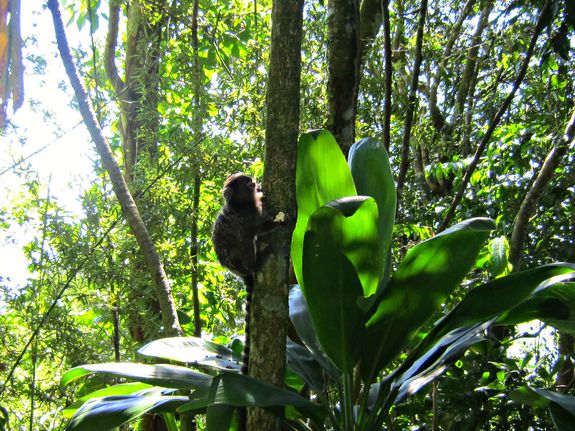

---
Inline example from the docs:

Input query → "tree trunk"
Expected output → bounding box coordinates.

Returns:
[396,0,428,210]
[47,0,182,337]
[248,1,303,430]
[326,0,361,153]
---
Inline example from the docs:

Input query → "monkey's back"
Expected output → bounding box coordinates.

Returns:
[212,205,259,277]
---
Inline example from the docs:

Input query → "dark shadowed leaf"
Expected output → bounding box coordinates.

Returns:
[399,264,575,379]
[206,403,235,431]
[392,322,491,403]
[302,229,366,372]
[288,285,340,380]
[286,339,326,392]
[65,393,188,431]
[497,282,575,334]
[511,386,575,431]
[179,372,326,426]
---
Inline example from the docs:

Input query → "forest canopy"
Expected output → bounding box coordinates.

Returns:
[1,0,575,430]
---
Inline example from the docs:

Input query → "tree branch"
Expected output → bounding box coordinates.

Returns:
[103,0,124,95]
[509,109,575,269]
[396,0,428,209]
[438,0,550,232]
[47,0,182,336]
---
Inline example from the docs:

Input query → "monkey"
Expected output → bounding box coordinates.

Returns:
[212,173,281,376]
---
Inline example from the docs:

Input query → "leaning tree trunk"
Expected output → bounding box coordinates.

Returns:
[248,1,303,430]
[48,0,182,337]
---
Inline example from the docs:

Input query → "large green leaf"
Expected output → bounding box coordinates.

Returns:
[61,363,213,390]
[348,137,396,285]
[63,383,159,418]
[302,229,366,372]
[360,218,495,381]
[288,285,340,380]
[392,322,490,403]
[206,404,235,431]
[394,264,575,387]
[511,386,575,431]
[137,337,241,371]
[286,340,326,392]
[291,130,357,286]
[180,372,326,426]
[65,393,188,431]
[497,282,575,333]
[306,196,380,296]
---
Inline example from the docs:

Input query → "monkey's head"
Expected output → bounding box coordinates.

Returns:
[223,173,262,209]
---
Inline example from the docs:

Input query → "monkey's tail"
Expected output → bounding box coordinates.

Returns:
[241,273,254,376]
[238,273,254,431]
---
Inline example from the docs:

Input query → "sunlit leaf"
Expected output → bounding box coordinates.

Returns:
[291,130,357,287]
[348,137,396,285]
[360,218,495,380]
[61,363,212,390]
[137,337,241,371]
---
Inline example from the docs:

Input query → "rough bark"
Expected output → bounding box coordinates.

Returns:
[381,0,392,152]
[359,0,383,62]
[47,0,182,336]
[396,0,428,210]
[248,1,303,430]
[438,0,550,232]
[326,0,361,153]
[509,109,575,269]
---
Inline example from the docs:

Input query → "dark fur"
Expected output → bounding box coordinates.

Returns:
[212,173,275,377]
[212,173,276,431]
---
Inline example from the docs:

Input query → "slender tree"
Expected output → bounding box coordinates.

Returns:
[248,1,304,429]
[47,0,182,337]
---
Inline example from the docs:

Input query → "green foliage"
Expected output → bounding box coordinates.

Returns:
[2,0,575,428]
[57,131,575,430]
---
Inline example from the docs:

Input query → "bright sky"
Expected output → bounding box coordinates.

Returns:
[0,2,99,290]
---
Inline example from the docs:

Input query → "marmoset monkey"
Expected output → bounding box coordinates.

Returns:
[212,173,280,376]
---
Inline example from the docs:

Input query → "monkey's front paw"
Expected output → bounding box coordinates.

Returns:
[274,211,288,223]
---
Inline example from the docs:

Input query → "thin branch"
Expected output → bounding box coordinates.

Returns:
[104,0,124,94]
[396,0,428,210]
[430,0,475,100]
[509,109,575,269]
[438,0,551,232]
[382,0,392,152]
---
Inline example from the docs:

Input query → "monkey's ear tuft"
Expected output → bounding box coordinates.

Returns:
[223,184,234,202]
[224,172,244,188]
